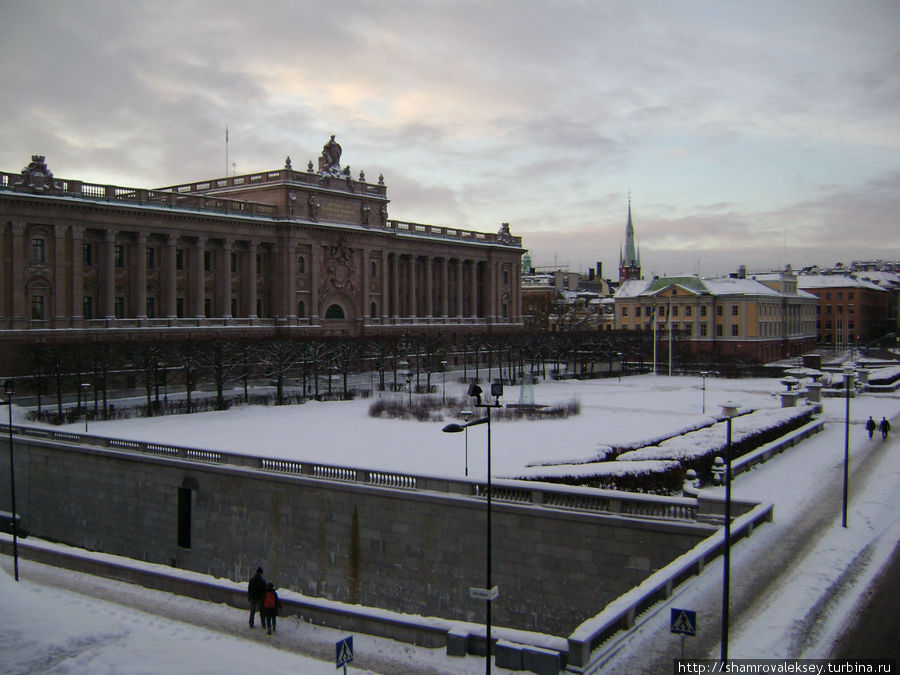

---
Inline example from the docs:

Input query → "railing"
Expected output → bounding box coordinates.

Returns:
[1,171,277,219]
[386,219,522,247]
[1,423,703,524]
[160,168,388,200]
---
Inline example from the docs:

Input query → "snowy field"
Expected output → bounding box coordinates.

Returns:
[2,371,899,673]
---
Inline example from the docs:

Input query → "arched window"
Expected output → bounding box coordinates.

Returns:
[370,302,377,318]
[297,301,305,318]
[325,304,345,319]
[297,256,305,274]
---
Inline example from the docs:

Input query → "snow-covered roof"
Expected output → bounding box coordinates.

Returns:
[614,275,796,299]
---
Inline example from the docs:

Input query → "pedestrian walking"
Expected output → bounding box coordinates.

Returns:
[866,416,876,439]
[247,566,267,629]
[261,582,282,635]
[879,417,890,441]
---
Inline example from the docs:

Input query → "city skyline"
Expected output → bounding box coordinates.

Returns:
[1,1,898,278]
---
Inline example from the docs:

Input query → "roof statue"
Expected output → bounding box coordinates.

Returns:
[318,135,351,177]
[15,155,61,193]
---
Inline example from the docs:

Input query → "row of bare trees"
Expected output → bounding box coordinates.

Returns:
[14,327,738,423]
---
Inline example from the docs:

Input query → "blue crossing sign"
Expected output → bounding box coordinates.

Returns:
[336,635,354,669]
[670,608,697,636]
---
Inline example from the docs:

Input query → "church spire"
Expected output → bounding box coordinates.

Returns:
[619,194,641,282]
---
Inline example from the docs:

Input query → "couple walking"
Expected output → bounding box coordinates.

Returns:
[247,567,282,635]
[866,416,891,441]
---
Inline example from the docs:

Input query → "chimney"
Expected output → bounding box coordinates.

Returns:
[588,268,595,280]
[596,262,602,279]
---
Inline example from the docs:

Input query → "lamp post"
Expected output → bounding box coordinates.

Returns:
[4,380,19,581]
[842,366,855,529]
[719,401,740,662]
[700,371,714,414]
[460,409,473,476]
[80,382,91,433]
[441,360,448,405]
[442,381,503,674]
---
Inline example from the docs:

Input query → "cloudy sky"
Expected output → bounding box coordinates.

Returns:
[1,1,898,278]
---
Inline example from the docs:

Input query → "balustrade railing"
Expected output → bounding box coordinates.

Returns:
[0,422,699,522]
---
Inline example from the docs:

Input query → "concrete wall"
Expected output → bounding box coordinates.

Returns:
[0,435,714,637]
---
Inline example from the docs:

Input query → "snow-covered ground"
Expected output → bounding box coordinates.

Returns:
[2,372,898,673]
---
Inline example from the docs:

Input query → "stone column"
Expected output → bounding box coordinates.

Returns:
[70,226,85,327]
[221,239,233,318]
[246,241,258,318]
[441,257,449,318]
[489,259,499,323]
[391,253,400,319]
[308,243,318,323]
[193,236,206,317]
[134,231,148,319]
[381,251,390,322]
[456,259,464,318]
[361,247,370,322]
[425,256,433,318]
[53,225,68,326]
[102,229,116,319]
[165,234,177,318]
[470,259,479,319]
[408,254,417,319]
[10,223,25,327]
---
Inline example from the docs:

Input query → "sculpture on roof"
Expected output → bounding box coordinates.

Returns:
[318,135,345,175]
[15,155,61,193]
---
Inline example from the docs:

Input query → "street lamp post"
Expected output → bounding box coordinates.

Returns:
[81,382,91,433]
[460,409,473,476]
[719,401,740,663]
[441,360,448,405]
[4,380,19,581]
[700,371,714,414]
[842,366,855,529]
[442,381,503,674]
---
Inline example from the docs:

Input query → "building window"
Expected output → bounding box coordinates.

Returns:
[837,305,843,314]
[31,238,46,263]
[825,292,831,300]
[370,261,377,278]
[848,292,854,300]
[371,302,377,319]
[848,320,855,330]
[204,251,212,272]
[297,256,305,274]
[622,306,628,317]
[146,297,155,318]
[325,304,344,319]
[257,299,263,317]
[700,324,708,337]
[731,305,739,316]
[731,324,739,336]
[231,252,238,273]
[672,305,679,317]
[177,487,192,549]
[700,305,707,317]
[686,305,692,317]
[114,245,125,268]
[503,269,509,285]
[716,305,723,317]
[146,247,155,269]
[297,301,305,318]
[837,292,843,300]
[83,296,93,320]
[256,254,262,274]
[83,242,93,266]
[31,295,45,320]
[825,321,832,329]
[176,297,185,318]
[176,249,185,270]
[204,298,212,317]
[231,298,238,317]
[636,306,641,317]
[848,305,854,314]
[114,297,125,319]
[826,305,832,314]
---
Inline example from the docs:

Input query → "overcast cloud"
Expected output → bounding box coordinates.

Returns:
[1,0,898,277]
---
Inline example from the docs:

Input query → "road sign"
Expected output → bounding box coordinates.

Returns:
[670,608,697,636]
[469,585,499,601]
[336,635,353,669]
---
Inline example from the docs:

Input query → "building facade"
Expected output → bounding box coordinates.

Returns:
[614,268,817,362]
[0,145,524,345]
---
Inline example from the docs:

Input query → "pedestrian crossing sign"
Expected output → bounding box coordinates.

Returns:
[670,608,697,636]
[336,635,354,668]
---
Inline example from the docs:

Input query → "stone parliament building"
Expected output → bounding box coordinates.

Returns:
[0,139,524,350]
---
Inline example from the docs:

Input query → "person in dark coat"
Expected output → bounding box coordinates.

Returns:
[261,581,282,635]
[866,416,876,439]
[879,417,891,441]
[247,567,267,628]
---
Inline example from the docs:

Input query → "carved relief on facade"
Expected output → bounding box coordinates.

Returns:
[15,155,62,193]
[318,238,358,302]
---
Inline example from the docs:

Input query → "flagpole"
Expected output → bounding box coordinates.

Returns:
[225,125,229,177]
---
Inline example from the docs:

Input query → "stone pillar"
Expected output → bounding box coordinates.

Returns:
[70,226,84,326]
[102,229,116,319]
[361,247,370,322]
[381,250,390,322]
[246,241,258,318]
[221,239,233,318]
[309,242,319,323]
[134,231,148,319]
[53,225,68,326]
[489,259,499,322]
[425,256,433,318]
[391,253,400,319]
[192,236,206,317]
[441,257,449,318]
[470,259,479,319]
[165,234,177,318]
[456,259,464,318]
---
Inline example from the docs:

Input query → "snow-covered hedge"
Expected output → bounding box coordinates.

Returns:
[508,459,684,495]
